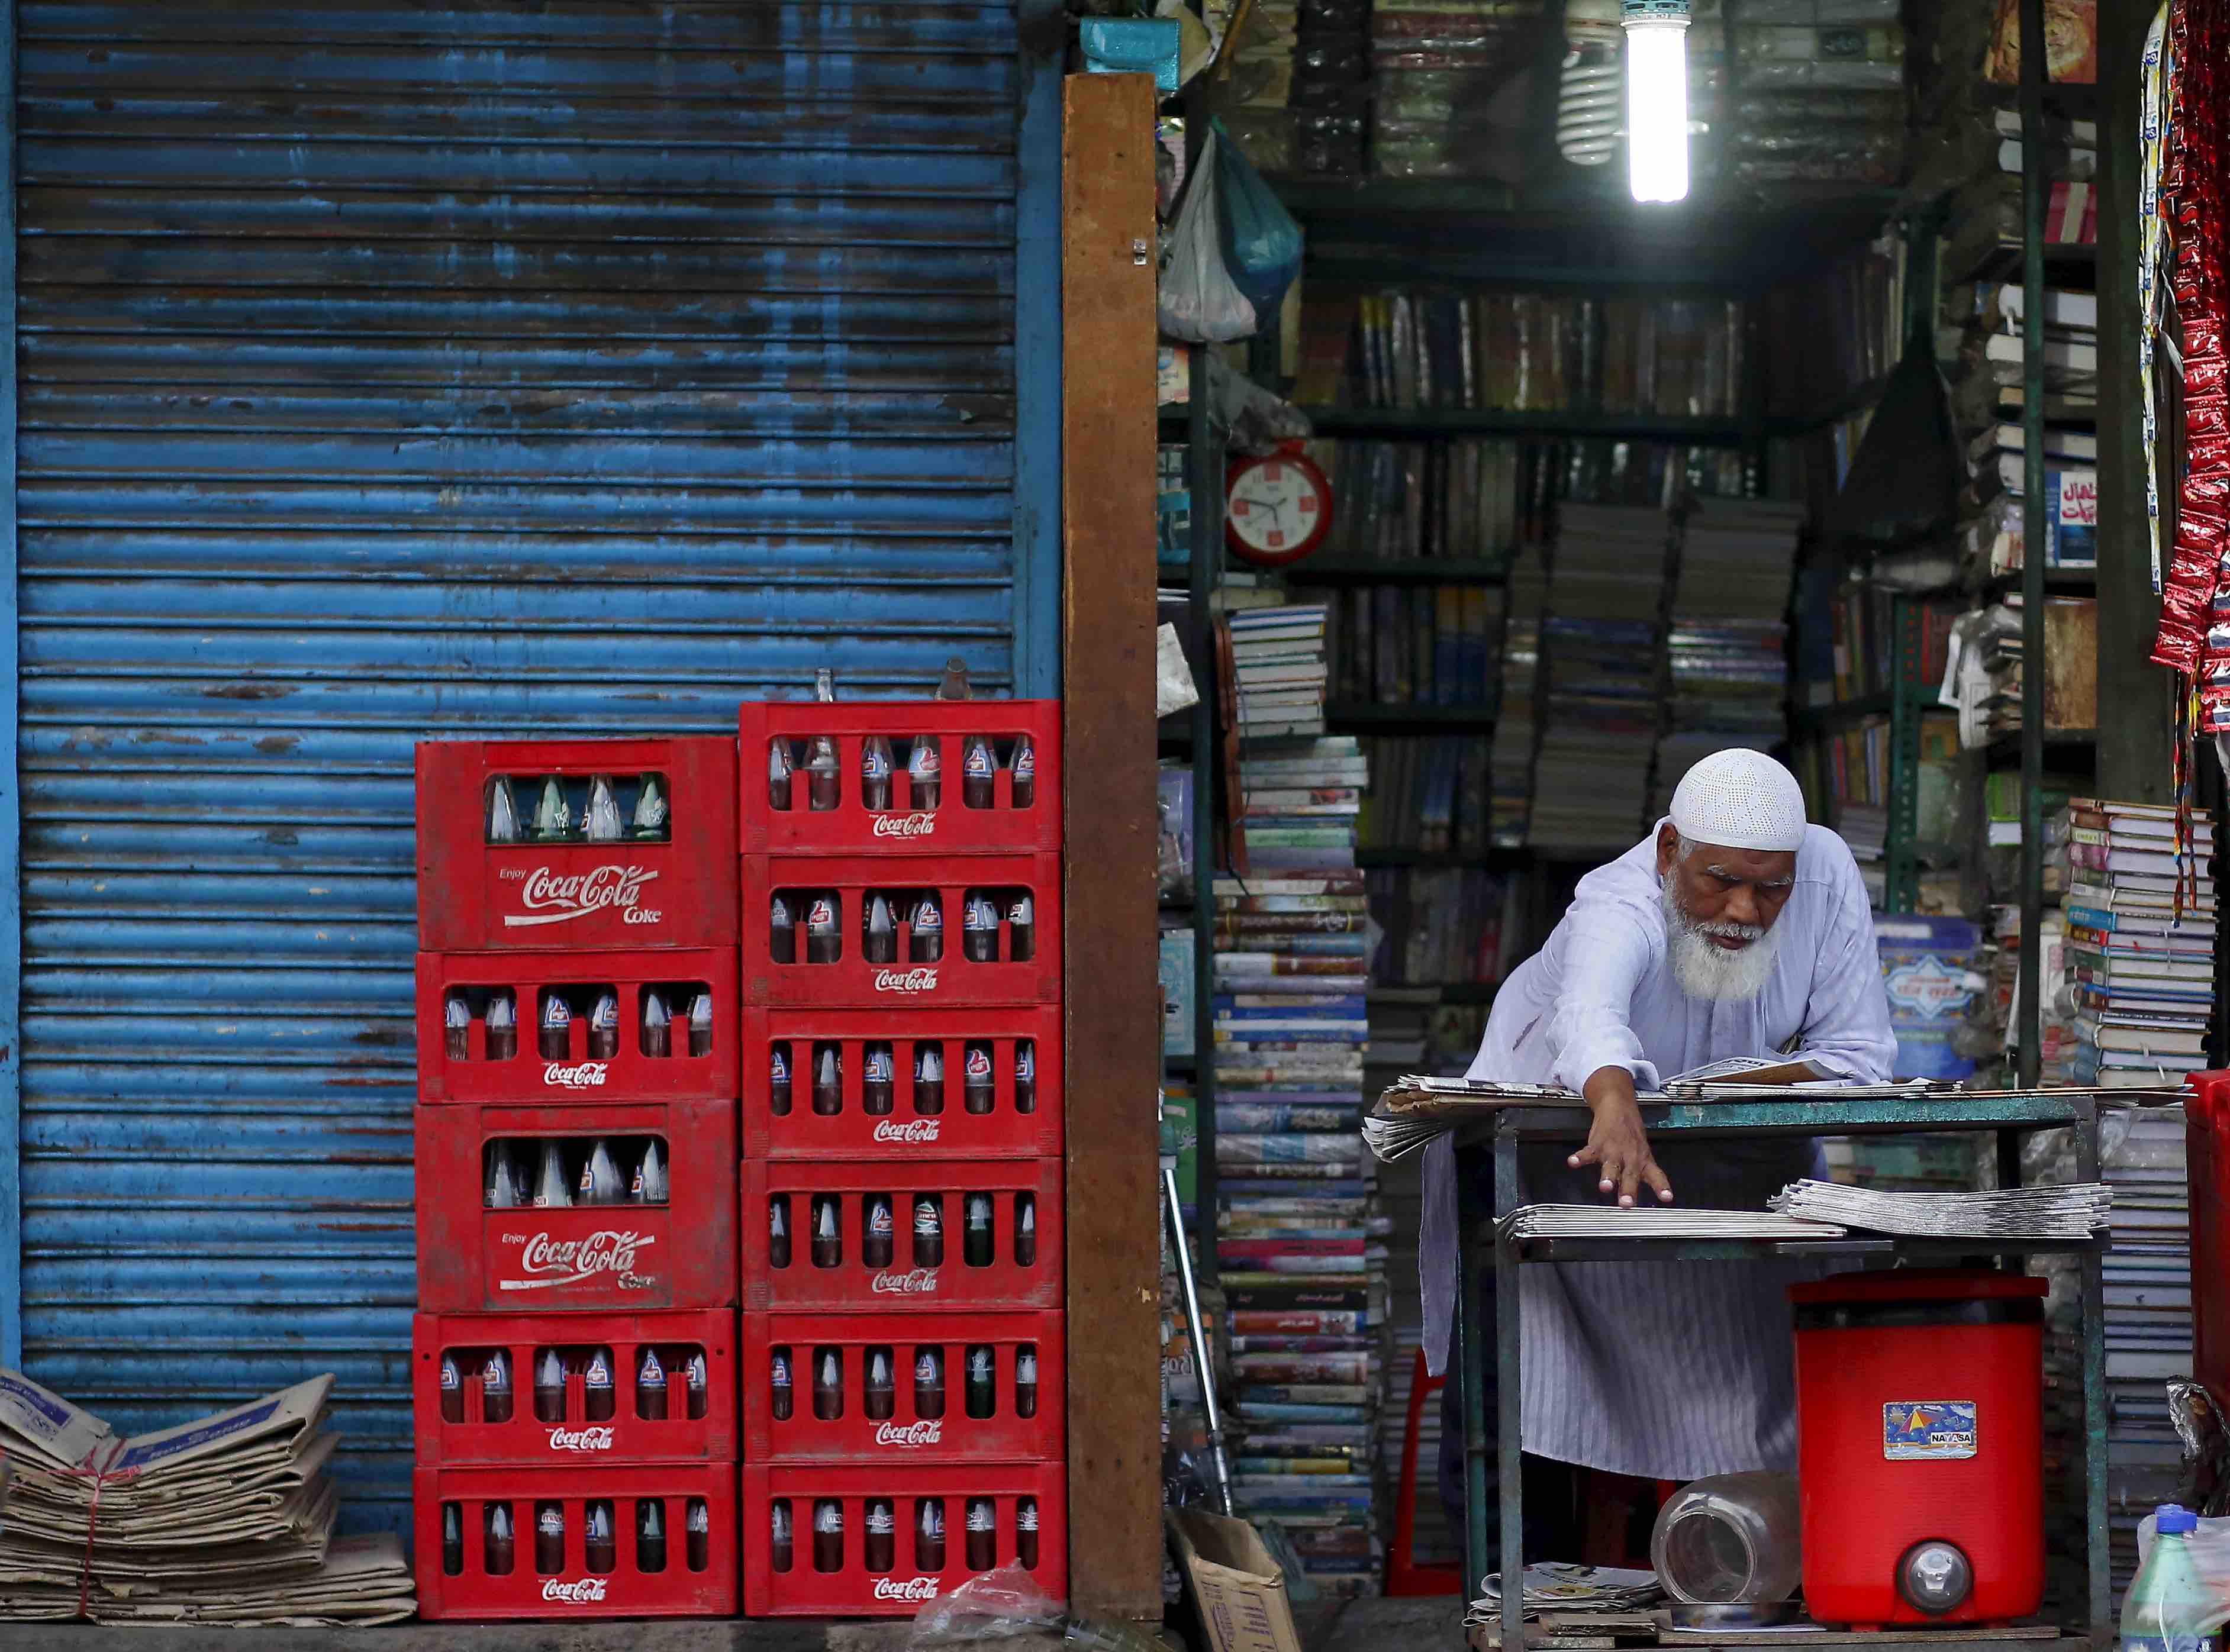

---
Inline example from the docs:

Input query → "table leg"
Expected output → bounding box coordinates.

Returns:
[1498,1122,1524,1652]
[2075,1108,2110,1647]
[1996,1125,2022,1194]
[1454,1137,1492,1614]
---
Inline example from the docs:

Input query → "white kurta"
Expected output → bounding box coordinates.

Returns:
[1418,822,1897,1480]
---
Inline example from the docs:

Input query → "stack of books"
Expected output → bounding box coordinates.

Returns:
[1229,604,1330,741]
[1240,737,1368,873]
[1652,500,1803,818]
[2061,800,2217,1089]
[1530,506,1669,853]
[1211,734,1384,1593]
[1489,540,1547,846]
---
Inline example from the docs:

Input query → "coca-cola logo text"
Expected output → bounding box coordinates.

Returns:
[501,864,662,930]
[872,1577,942,1603]
[871,813,937,839]
[874,1419,944,1448]
[871,1118,942,1144]
[542,1579,610,1605]
[547,1426,615,1453]
[874,968,938,994]
[871,1268,939,1296]
[502,1229,656,1292]
[543,1061,608,1089]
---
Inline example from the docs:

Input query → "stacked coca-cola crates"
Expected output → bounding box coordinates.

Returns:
[412,738,742,1618]
[738,703,1066,1614]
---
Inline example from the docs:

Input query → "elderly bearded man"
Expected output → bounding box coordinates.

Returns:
[1422,748,1897,1554]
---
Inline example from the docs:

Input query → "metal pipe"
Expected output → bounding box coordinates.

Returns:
[1164,1160,1235,1517]
[2016,0,2046,1089]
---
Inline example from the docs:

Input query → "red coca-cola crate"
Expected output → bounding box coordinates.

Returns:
[417,1099,736,1313]
[742,1007,1062,1160]
[414,1463,737,1619]
[740,1159,1061,1314]
[417,736,739,953]
[417,948,740,1104]
[413,1309,737,1466]
[742,854,1060,1008]
[740,699,1061,857]
[740,1461,1065,1617]
[740,1311,1064,1464]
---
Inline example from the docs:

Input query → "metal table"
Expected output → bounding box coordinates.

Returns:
[1452,1092,2112,1652]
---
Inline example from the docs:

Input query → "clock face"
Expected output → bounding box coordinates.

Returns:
[1227,456,1328,560]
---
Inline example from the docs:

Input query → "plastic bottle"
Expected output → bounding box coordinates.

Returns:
[1649,1471,1801,1605]
[2122,1505,2222,1652]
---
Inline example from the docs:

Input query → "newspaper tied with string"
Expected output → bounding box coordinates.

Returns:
[0,1369,414,1625]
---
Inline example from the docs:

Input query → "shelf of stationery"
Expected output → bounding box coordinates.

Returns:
[1327,702,1499,732]
[1294,557,1510,584]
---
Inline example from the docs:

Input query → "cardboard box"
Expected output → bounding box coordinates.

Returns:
[1168,1507,1303,1652]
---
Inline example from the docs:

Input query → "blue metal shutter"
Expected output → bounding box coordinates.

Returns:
[14,0,1051,1532]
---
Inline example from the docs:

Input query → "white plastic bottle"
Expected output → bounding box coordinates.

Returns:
[2122,1505,2221,1652]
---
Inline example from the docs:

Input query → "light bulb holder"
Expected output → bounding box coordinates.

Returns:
[1620,0,1690,20]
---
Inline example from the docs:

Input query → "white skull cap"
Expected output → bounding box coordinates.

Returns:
[1668,748,1807,853]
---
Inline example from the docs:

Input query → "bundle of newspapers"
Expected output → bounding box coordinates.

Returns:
[0,1370,414,1625]
[1770,1178,2112,1239]
[1497,1205,1848,1242]
[1471,1561,1665,1621]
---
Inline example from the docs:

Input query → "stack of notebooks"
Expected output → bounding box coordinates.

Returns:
[2061,800,2217,1089]
[1212,734,1386,1594]
[1230,604,1330,741]
[1530,506,1670,852]
[1653,500,1803,819]
[1489,539,1548,846]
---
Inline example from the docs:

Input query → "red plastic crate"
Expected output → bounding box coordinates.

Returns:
[742,853,1061,1008]
[742,1007,1062,1160]
[740,699,1060,856]
[413,1309,737,1467]
[740,1159,1061,1314]
[418,948,740,1104]
[417,736,739,953]
[418,1099,737,1313]
[414,1463,737,1619]
[740,1461,1065,1617]
[740,1311,1064,1464]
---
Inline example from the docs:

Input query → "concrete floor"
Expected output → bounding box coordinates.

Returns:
[0,1595,1470,1652]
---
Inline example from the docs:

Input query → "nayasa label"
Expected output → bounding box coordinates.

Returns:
[1882,1400,1977,1460]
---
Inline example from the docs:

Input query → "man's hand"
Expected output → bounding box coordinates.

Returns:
[1570,1065,1674,1208]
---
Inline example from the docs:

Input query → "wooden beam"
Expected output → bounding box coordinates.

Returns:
[1060,70,1165,1621]
[2094,0,2173,803]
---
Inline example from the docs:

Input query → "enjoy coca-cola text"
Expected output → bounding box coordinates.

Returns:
[874,1419,944,1448]
[871,1118,942,1144]
[872,1577,942,1603]
[543,1061,609,1089]
[546,1425,615,1452]
[869,1268,939,1296]
[542,1578,610,1604]
[501,864,662,930]
[870,813,937,839]
[504,1228,656,1291]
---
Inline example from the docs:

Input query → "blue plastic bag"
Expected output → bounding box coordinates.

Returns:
[1211,118,1303,317]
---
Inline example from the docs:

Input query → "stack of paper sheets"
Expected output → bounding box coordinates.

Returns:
[0,1371,414,1625]
[1770,1177,2111,1238]
[1496,1205,1849,1241]
[1472,1561,1665,1618]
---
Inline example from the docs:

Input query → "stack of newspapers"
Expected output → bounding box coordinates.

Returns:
[0,1371,414,1625]
[1497,1205,1848,1242]
[1771,1178,2111,1238]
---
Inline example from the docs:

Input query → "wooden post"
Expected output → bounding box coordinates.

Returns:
[1061,70,1165,1621]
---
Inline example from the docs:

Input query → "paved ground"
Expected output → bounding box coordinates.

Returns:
[0,1591,1468,1651]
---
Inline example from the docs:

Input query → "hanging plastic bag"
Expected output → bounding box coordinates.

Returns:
[1159,130,1257,344]
[1213,118,1303,316]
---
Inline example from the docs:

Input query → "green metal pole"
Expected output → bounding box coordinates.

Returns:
[1188,344,1220,1275]
[2016,0,2046,1090]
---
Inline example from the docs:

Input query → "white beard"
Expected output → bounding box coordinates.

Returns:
[1660,875,1784,1002]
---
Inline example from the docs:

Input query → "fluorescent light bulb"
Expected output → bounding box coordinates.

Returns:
[1622,0,1690,203]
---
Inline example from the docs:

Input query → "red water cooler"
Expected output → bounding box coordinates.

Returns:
[1789,1270,2047,1628]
